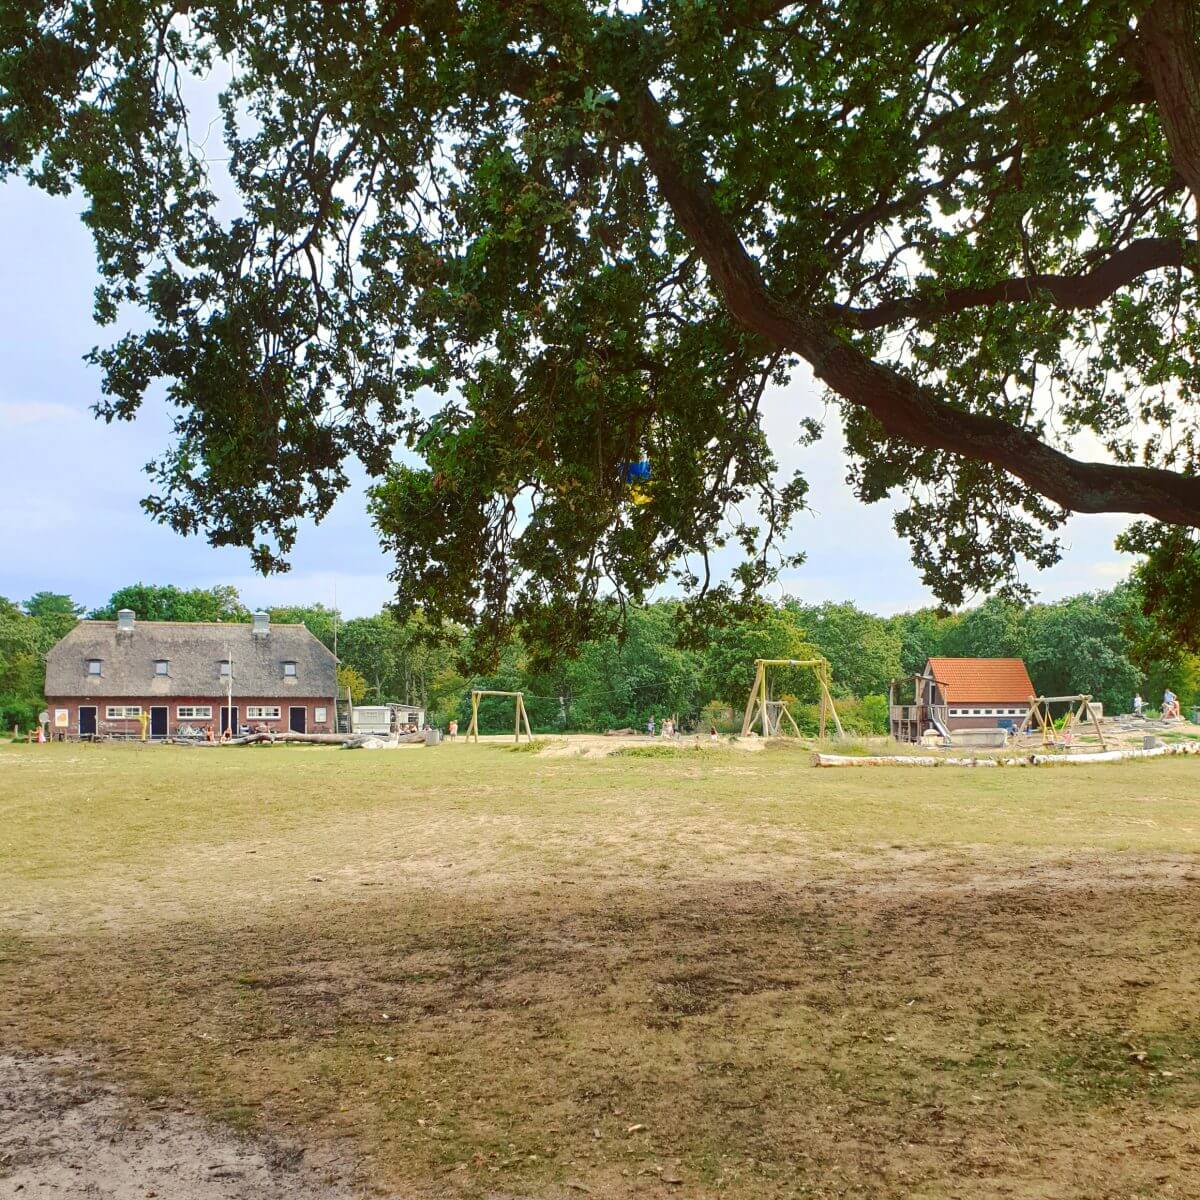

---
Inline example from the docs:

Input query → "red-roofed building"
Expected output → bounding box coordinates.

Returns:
[890,658,1036,742]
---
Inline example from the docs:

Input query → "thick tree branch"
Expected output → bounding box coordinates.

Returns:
[626,87,1200,527]
[1138,0,1200,199]
[835,236,1199,330]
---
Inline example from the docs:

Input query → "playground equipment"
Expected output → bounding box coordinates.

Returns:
[1016,694,1107,751]
[466,689,533,743]
[740,658,845,740]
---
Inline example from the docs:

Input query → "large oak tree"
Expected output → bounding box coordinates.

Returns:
[4,1,1199,659]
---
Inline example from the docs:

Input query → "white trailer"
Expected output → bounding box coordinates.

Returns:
[350,704,426,735]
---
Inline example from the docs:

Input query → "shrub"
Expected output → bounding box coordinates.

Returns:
[0,696,39,733]
[508,738,552,753]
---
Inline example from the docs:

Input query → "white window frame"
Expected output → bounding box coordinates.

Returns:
[245,705,281,720]
[106,705,142,719]
[176,705,213,720]
[282,661,297,677]
[314,706,327,723]
[219,660,232,677]
[87,659,102,676]
[154,659,170,675]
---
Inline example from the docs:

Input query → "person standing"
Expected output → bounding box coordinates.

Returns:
[646,714,656,737]
[448,718,458,741]
[1133,693,1144,717]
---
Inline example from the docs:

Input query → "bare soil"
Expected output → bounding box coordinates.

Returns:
[0,1052,355,1199]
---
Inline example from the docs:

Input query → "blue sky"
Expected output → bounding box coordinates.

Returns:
[0,177,1133,618]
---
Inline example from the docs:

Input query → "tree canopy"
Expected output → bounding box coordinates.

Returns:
[5,1,1200,658]
[90,583,248,623]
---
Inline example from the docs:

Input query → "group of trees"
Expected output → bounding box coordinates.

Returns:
[3,581,1196,735]
[7,3,1200,669]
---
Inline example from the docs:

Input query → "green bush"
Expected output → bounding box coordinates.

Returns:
[789,694,889,737]
[0,697,39,733]
[507,737,552,753]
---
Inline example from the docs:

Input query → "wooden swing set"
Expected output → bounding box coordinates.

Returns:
[466,689,533,743]
[1016,694,1107,750]
[740,658,845,740]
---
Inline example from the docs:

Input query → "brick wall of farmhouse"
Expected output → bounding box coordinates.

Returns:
[42,694,335,737]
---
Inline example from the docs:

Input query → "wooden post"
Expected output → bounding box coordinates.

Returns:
[782,704,802,737]
[1080,695,1107,750]
[520,695,532,740]
[823,672,845,738]
[741,661,763,736]
[468,691,480,742]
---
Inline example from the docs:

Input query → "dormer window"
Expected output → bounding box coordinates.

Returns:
[219,660,231,677]
[154,659,169,676]
[87,659,102,676]
[283,661,297,677]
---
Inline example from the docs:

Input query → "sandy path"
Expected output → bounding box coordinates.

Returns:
[0,1053,356,1199]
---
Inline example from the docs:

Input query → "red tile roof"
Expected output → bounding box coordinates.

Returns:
[925,658,1035,704]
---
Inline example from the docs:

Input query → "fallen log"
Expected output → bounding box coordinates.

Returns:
[230,732,348,746]
[813,742,1200,767]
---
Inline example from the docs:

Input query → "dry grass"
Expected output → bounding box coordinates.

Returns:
[2,741,1200,1199]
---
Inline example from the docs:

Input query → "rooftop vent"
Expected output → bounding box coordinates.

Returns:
[116,609,135,635]
[252,611,270,638]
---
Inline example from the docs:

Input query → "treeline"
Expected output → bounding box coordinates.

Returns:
[2,582,1196,734]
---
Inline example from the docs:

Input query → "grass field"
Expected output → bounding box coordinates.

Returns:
[2,741,1200,1199]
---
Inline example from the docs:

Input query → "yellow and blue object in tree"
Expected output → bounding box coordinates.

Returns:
[619,460,653,505]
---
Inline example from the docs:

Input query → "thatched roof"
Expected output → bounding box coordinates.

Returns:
[45,619,338,699]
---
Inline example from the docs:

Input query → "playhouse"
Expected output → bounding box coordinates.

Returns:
[889,658,1036,742]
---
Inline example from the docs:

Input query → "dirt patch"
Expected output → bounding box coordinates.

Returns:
[0,1052,355,1199]
[533,733,766,757]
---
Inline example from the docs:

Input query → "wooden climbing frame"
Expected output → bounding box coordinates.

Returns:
[1017,694,1107,751]
[466,689,533,743]
[740,658,845,740]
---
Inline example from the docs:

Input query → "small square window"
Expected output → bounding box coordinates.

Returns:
[283,661,297,677]
[219,660,231,677]
[87,659,102,676]
[154,660,169,676]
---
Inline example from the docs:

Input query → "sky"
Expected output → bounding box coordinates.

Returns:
[0,178,1135,619]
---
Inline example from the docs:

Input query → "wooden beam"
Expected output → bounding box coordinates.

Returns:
[741,661,763,736]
